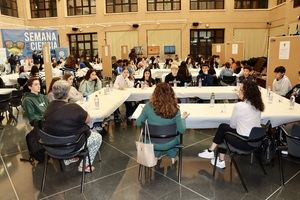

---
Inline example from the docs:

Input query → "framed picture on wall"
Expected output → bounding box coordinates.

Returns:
[147,46,160,55]
[164,45,175,54]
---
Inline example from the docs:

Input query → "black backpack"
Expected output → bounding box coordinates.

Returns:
[21,128,45,163]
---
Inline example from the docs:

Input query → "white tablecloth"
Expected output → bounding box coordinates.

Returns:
[126,86,238,101]
[134,68,200,80]
[1,73,19,86]
[77,89,131,126]
[131,89,300,128]
[0,88,16,94]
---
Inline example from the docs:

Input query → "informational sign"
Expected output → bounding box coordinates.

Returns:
[216,44,221,53]
[279,41,290,60]
[0,48,7,65]
[1,29,59,58]
[232,44,238,55]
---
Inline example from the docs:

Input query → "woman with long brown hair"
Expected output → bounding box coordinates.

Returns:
[136,82,189,163]
[198,81,264,169]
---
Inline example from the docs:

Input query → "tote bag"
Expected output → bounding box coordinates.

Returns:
[136,121,157,167]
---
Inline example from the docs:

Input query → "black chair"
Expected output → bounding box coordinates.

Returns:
[278,124,300,186]
[220,76,236,86]
[138,123,183,183]
[10,90,23,117]
[0,92,14,122]
[213,127,267,192]
[37,124,92,193]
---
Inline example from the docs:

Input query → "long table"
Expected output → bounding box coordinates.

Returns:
[78,86,300,128]
[126,86,238,101]
[77,89,131,126]
[131,91,300,128]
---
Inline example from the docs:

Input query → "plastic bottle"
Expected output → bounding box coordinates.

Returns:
[290,96,295,110]
[268,91,273,103]
[173,79,177,88]
[236,77,240,87]
[198,78,202,88]
[106,84,109,94]
[110,81,113,91]
[94,95,100,109]
[184,82,188,88]
[210,92,215,107]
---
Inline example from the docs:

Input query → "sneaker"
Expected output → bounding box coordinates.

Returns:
[198,149,215,159]
[210,158,226,169]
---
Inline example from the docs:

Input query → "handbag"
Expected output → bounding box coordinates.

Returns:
[136,121,157,167]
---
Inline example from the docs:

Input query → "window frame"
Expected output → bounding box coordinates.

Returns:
[294,0,300,8]
[106,0,138,13]
[0,0,19,17]
[147,0,181,11]
[190,29,225,59]
[234,0,268,9]
[67,0,96,16]
[30,0,57,18]
[190,0,224,10]
[68,33,98,59]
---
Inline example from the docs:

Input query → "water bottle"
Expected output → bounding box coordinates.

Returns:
[184,82,188,88]
[110,81,113,91]
[290,96,295,110]
[141,81,145,89]
[94,95,100,110]
[236,77,240,87]
[210,92,215,107]
[267,86,271,97]
[105,84,109,94]
[198,78,202,88]
[268,91,273,104]
[173,79,177,88]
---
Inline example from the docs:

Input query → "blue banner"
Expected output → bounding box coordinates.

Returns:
[1,29,59,59]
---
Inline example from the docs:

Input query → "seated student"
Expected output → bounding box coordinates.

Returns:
[114,67,135,118]
[43,80,102,172]
[197,64,214,86]
[163,58,173,69]
[19,66,29,79]
[47,77,61,102]
[136,82,189,164]
[79,69,102,97]
[165,64,180,86]
[22,77,49,125]
[148,56,160,69]
[198,81,264,168]
[285,70,300,104]
[239,65,255,83]
[234,61,242,74]
[115,59,124,75]
[186,57,195,69]
[272,66,292,96]
[136,68,156,88]
[114,67,134,89]
[177,61,192,86]
[52,62,62,78]
[63,73,84,103]
[219,62,233,79]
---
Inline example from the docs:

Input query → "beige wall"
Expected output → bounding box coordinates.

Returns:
[0,0,299,61]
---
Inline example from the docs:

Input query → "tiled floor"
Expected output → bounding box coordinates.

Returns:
[0,109,300,200]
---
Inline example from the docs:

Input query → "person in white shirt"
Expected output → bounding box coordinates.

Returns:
[52,63,62,78]
[272,66,292,96]
[114,67,134,89]
[198,81,265,169]
[114,67,135,119]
